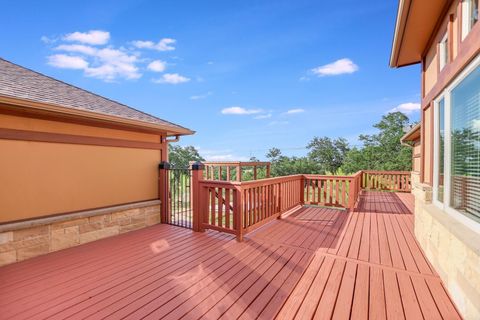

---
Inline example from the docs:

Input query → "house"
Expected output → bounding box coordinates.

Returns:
[391,0,480,318]
[0,58,193,265]
[400,123,421,184]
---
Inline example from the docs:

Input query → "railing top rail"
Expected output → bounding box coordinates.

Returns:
[239,174,303,187]
[198,180,241,187]
[362,170,411,174]
[303,174,353,180]
[200,161,271,167]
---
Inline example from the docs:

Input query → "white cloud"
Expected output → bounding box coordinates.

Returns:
[254,113,272,119]
[311,58,359,76]
[63,30,110,45]
[285,108,305,114]
[132,38,176,51]
[153,73,190,84]
[147,60,167,72]
[45,31,185,82]
[221,106,263,115]
[389,102,421,114]
[47,54,89,69]
[51,35,141,81]
[55,44,98,55]
[190,92,212,100]
[84,48,141,81]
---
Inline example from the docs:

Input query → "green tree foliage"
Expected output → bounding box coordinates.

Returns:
[307,137,350,174]
[266,148,319,177]
[168,145,204,168]
[341,112,413,173]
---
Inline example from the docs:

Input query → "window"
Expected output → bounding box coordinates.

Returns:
[462,0,479,40]
[450,65,480,221]
[434,57,480,225]
[439,33,449,71]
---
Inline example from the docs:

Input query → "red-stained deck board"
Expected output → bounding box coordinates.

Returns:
[0,192,462,320]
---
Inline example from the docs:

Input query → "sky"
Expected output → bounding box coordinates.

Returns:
[0,0,421,161]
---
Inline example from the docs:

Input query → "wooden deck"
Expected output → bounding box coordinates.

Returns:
[0,192,462,319]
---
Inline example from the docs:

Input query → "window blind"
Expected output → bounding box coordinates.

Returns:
[450,66,480,221]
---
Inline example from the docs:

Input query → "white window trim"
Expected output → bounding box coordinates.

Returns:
[432,53,480,234]
[462,0,472,40]
[439,33,448,71]
[433,96,445,209]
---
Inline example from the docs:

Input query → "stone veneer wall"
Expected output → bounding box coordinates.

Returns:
[0,201,160,267]
[412,175,480,319]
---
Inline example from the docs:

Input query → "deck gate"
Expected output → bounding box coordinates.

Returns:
[159,163,193,229]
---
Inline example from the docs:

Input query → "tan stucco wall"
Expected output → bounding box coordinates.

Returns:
[412,180,480,319]
[0,140,160,223]
[0,113,164,223]
[0,113,161,143]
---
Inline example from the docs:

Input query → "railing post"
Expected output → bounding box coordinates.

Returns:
[234,185,244,241]
[348,177,356,212]
[300,175,305,205]
[191,161,205,232]
[266,163,271,178]
[158,161,170,224]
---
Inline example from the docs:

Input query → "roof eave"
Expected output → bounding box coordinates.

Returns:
[400,123,421,143]
[0,95,195,137]
[390,0,423,68]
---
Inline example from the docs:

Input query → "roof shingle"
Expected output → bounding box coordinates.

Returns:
[0,58,192,134]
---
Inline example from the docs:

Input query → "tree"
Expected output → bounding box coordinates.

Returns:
[266,148,319,177]
[307,137,350,174]
[341,112,412,173]
[168,145,204,168]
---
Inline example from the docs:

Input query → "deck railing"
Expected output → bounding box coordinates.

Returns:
[361,170,411,192]
[192,168,411,241]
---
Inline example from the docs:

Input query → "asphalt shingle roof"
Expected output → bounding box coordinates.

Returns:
[0,58,192,134]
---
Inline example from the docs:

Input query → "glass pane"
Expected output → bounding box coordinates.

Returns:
[438,99,445,203]
[471,0,478,28]
[450,65,480,222]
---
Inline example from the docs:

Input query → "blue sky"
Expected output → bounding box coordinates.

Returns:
[1,0,420,161]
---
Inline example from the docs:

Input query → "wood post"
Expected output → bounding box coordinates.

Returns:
[300,175,305,205]
[348,177,356,212]
[191,162,205,232]
[237,165,242,182]
[234,185,244,242]
[253,166,257,180]
[266,164,271,178]
[158,161,170,224]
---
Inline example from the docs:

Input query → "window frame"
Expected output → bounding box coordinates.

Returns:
[433,96,446,209]
[433,54,480,233]
[439,33,449,71]
[462,0,479,40]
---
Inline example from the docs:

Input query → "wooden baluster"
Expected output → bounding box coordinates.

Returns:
[210,188,215,226]
[225,188,230,229]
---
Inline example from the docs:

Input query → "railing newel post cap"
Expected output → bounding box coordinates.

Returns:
[191,161,205,171]
[159,161,171,170]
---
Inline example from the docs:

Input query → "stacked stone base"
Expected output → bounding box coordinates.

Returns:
[0,201,160,266]
[412,177,480,319]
